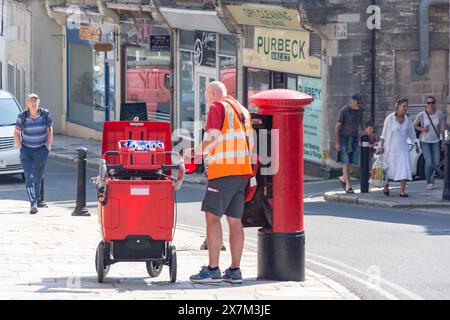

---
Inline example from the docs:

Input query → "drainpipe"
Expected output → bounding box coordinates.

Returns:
[416,0,449,75]
[370,0,377,124]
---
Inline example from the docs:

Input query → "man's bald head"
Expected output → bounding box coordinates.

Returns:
[206,81,227,106]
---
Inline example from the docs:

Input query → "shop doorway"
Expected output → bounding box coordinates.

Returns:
[194,66,216,145]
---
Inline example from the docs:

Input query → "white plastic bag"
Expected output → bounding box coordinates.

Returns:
[369,154,386,188]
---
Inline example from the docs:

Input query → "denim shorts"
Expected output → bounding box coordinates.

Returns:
[338,135,360,166]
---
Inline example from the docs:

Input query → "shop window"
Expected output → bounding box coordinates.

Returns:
[179,51,194,134]
[219,56,236,98]
[122,22,171,122]
[219,34,236,56]
[180,30,195,50]
[67,25,116,131]
[246,68,270,105]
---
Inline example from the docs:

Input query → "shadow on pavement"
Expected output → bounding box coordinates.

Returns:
[21,276,277,295]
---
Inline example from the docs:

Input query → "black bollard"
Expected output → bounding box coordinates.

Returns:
[72,147,90,216]
[360,134,370,193]
[442,132,450,200]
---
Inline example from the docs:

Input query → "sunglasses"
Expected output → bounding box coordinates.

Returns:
[427,101,436,105]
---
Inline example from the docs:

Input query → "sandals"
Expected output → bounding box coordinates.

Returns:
[345,187,355,194]
[339,177,346,190]
[399,193,409,198]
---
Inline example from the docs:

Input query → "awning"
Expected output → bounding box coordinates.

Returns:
[159,7,231,34]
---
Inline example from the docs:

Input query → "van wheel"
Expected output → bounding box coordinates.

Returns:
[417,156,426,180]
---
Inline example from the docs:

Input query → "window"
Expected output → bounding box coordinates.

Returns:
[219,56,236,98]
[246,68,270,105]
[67,24,116,131]
[0,98,21,126]
[179,51,194,133]
[7,63,13,93]
[219,35,236,56]
[122,22,171,122]
[15,67,20,103]
[21,69,26,108]
[179,30,195,50]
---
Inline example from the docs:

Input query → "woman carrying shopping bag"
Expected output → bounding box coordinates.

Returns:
[378,98,420,197]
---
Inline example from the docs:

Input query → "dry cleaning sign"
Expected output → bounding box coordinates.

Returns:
[244,27,321,78]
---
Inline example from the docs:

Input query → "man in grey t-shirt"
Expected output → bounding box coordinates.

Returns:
[335,93,364,193]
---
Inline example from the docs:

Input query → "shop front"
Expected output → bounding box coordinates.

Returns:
[243,26,324,165]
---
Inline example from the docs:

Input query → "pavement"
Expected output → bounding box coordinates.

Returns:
[49,134,325,185]
[0,199,358,300]
[324,178,450,214]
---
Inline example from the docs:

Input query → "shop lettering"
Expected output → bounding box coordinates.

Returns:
[201,32,216,47]
[257,36,306,61]
[243,8,292,22]
[299,86,321,101]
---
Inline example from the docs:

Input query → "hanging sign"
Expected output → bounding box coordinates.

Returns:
[94,43,113,52]
[150,35,171,52]
[79,26,101,42]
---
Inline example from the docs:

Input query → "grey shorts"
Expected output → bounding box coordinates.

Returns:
[201,176,249,218]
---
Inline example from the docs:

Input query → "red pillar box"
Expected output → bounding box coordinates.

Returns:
[249,89,313,281]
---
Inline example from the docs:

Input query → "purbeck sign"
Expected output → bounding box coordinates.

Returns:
[244,28,321,78]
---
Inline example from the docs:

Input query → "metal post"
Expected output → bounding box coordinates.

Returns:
[105,52,110,122]
[360,134,370,193]
[72,147,90,216]
[442,130,450,200]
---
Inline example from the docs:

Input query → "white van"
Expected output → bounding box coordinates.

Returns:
[0,90,24,181]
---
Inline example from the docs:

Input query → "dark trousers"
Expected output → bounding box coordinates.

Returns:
[20,145,49,205]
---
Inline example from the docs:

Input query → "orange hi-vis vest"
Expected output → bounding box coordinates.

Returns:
[207,96,254,180]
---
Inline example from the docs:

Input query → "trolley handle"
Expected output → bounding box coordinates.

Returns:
[103,151,119,158]
[162,151,185,191]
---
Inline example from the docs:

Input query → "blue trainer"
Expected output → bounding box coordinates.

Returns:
[222,267,242,284]
[190,266,222,284]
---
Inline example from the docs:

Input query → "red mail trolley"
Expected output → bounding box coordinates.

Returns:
[93,120,184,283]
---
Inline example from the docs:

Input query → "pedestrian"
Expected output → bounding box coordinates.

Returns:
[335,93,364,193]
[413,96,445,190]
[379,98,420,197]
[363,120,377,163]
[185,81,253,284]
[13,93,53,214]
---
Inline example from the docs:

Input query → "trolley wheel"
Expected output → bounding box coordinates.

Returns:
[169,246,177,283]
[146,261,163,278]
[95,241,110,283]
